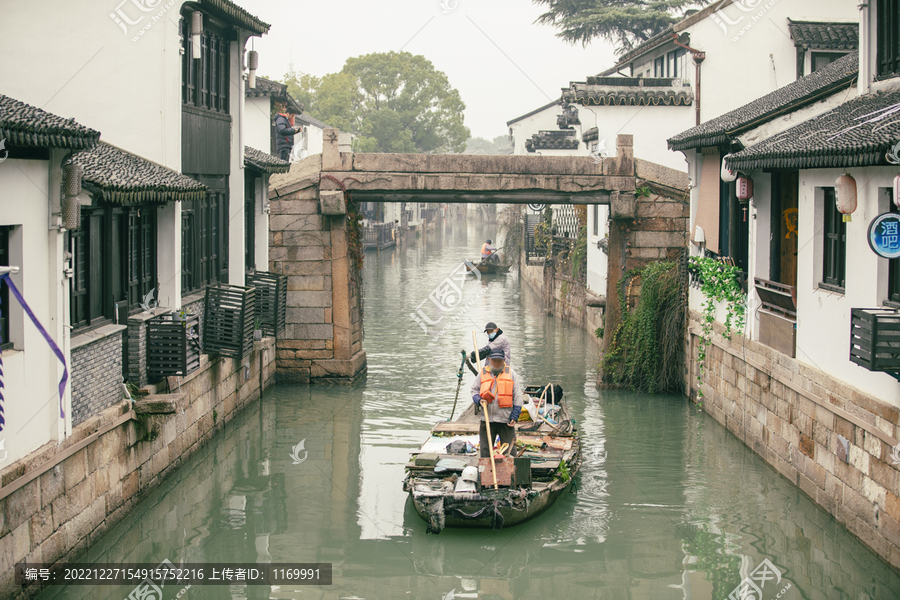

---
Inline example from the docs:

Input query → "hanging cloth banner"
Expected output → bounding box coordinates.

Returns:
[0,273,68,427]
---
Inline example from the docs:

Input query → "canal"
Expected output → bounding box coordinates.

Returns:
[42,221,900,599]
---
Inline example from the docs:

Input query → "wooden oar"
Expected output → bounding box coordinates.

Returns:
[474,330,498,490]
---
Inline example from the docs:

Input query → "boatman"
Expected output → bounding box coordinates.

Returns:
[470,322,511,367]
[481,239,499,264]
[471,348,523,457]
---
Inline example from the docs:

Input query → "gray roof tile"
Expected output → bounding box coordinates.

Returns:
[245,146,290,173]
[668,51,858,151]
[0,94,100,150]
[726,88,900,170]
[788,20,858,50]
[67,142,206,204]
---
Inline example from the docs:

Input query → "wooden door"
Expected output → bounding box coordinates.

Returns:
[772,172,799,288]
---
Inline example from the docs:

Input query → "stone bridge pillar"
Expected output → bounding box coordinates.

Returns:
[268,129,366,384]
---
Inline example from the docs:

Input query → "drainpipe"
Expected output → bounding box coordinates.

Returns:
[672,35,706,126]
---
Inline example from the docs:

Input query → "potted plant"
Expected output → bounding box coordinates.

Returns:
[254,318,263,341]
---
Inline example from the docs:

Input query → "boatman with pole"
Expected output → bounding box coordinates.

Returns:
[471,348,523,458]
[481,239,499,264]
[470,322,511,368]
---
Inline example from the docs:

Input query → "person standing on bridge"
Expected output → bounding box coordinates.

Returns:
[274,101,303,162]
[470,322,511,368]
[481,239,499,264]
[471,348,523,457]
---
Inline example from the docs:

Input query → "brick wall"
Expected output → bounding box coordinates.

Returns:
[687,313,900,569]
[70,326,126,427]
[0,337,277,598]
[522,258,603,343]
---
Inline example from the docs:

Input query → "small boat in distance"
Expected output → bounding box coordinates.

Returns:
[403,384,581,533]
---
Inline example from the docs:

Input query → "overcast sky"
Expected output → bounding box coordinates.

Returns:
[247,0,618,140]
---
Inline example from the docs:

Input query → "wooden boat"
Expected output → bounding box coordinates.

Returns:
[403,385,581,533]
[473,261,512,274]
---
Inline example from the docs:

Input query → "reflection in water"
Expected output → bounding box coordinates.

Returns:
[43,219,900,600]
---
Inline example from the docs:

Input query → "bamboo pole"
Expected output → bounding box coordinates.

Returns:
[474,330,498,489]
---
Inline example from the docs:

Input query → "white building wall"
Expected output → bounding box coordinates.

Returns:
[0,158,70,464]
[0,0,183,170]
[676,1,856,123]
[794,167,900,406]
[586,205,610,296]
[245,96,272,154]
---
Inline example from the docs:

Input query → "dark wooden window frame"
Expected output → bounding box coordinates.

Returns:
[810,51,847,73]
[181,185,230,296]
[877,0,900,79]
[180,15,230,113]
[0,226,11,350]
[821,188,847,291]
[245,173,258,272]
[70,205,158,333]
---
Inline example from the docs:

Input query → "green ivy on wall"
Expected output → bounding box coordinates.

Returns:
[689,256,747,398]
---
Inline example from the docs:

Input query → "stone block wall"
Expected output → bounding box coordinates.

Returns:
[268,183,366,384]
[70,325,126,427]
[0,337,276,598]
[521,258,603,343]
[687,314,900,570]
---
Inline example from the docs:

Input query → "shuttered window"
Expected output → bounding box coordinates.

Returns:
[822,188,846,290]
[0,226,10,349]
[180,16,230,113]
[877,0,900,79]
[181,189,229,295]
[70,206,157,332]
[890,202,900,303]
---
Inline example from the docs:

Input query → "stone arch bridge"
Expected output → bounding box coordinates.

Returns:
[268,131,687,383]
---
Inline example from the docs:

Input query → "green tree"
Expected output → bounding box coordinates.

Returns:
[532,0,710,51]
[283,51,469,153]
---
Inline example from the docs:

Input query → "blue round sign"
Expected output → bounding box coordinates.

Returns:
[868,213,900,259]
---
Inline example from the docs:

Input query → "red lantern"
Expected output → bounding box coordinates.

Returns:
[835,173,857,223]
[737,176,753,201]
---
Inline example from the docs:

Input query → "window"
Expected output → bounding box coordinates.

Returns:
[181,188,229,295]
[181,16,230,113]
[592,205,600,237]
[245,175,256,271]
[822,188,846,290]
[653,56,665,78]
[811,52,847,73]
[0,226,10,349]
[70,206,157,331]
[666,48,686,78]
[877,0,900,78]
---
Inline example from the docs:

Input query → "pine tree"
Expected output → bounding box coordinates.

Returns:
[532,0,711,52]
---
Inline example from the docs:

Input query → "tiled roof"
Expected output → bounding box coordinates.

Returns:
[725,88,900,171]
[244,146,290,174]
[788,20,858,50]
[582,127,599,142]
[246,77,304,113]
[67,142,206,204]
[0,94,100,150]
[525,131,579,152]
[668,51,858,151]
[562,78,692,107]
[602,26,676,74]
[198,0,269,35]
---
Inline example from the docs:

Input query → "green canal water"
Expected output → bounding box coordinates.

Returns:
[42,222,900,599]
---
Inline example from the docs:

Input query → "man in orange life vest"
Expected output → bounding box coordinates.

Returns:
[481,239,499,264]
[471,348,523,458]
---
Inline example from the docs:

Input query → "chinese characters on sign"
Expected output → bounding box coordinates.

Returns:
[868,213,900,260]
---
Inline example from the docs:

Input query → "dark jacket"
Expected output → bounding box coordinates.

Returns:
[274,113,302,154]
